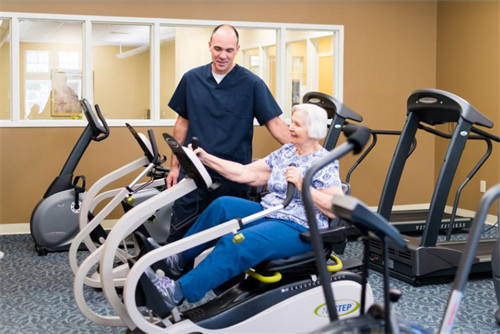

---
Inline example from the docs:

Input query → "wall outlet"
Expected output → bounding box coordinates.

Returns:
[480,180,486,193]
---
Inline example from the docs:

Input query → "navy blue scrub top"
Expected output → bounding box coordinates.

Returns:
[169,63,282,166]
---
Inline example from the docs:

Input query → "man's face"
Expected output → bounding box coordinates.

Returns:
[209,27,240,75]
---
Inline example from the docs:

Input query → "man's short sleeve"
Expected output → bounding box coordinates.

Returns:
[253,80,282,125]
[168,75,189,119]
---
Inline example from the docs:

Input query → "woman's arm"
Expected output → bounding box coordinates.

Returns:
[284,166,343,219]
[309,187,344,219]
[194,147,271,187]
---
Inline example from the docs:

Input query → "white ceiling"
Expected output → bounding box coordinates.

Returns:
[18,20,175,46]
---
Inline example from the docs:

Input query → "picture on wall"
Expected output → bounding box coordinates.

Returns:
[50,69,82,117]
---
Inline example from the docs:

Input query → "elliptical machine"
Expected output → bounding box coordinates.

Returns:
[30,99,109,255]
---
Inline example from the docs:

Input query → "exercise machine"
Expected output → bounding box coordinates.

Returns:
[305,154,497,333]
[69,123,171,289]
[370,89,500,286]
[344,108,493,236]
[303,91,363,150]
[30,98,109,255]
[95,127,373,333]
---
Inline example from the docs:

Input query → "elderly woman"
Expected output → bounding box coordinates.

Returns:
[147,103,343,310]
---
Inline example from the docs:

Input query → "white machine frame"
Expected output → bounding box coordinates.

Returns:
[95,146,374,333]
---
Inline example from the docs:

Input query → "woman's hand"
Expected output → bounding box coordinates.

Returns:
[284,166,302,193]
[189,144,209,164]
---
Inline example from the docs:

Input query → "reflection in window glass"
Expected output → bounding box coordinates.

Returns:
[93,23,151,120]
[19,19,83,120]
[285,30,335,118]
[59,51,79,70]
[26,51,50,73]
[0,19,11,120]
[159,26,277,119]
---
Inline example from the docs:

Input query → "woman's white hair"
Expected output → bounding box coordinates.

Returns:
[292,103,328,140]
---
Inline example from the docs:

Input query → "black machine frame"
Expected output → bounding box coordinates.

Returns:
[369,89,500,286]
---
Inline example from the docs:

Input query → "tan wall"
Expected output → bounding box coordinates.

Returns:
[160,41,177,119]
[1,1,438,225]
[436,1,500,212]
[93,45,151,119]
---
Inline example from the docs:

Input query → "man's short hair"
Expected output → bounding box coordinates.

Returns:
[211,24,239,44]
[292,104,328,140]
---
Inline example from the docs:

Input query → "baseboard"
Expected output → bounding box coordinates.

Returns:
[0,223,30,235]
[0,219,119,235]
[1,205,497,235]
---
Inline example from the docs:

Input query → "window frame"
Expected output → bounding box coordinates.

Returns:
[0,12,344,128]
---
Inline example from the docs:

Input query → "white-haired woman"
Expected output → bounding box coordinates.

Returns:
[147,103,344,310]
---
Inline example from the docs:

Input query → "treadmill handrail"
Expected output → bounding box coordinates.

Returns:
[345,130,417,184]
[446,137,493,241]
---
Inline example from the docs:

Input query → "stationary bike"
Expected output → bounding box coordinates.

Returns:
[30,98,110,255]
[100,126,375,333]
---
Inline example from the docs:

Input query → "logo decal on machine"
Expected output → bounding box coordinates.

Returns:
[314,300,360,317]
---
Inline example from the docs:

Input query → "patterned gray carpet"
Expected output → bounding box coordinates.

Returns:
[0,229,499,334]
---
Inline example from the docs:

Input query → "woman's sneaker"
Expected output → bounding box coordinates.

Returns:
[145,267,184,311]
[147,237,184,279]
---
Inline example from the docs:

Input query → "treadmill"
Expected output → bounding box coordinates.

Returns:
[345,118,494,236]
[369,88,500,286]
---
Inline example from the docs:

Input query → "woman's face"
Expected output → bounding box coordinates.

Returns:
[289,111,309,145]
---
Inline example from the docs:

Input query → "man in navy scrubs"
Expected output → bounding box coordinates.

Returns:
[166,24,290,242]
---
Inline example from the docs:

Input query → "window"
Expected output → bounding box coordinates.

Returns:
[1,12,343,126]
[285,30,337,118]
[19,19,83,120]
[0,19,11,120]
[92,23,151,120]
[26,51,50,73]
[58,51,79,70]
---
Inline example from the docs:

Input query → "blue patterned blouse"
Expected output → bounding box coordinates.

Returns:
[261,143,341,229]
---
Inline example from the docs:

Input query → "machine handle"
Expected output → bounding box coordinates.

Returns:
[93,104,110,142]
[282,163,296,207]
[342,124,372,154]
[147,129,159,165]
[192,137,199,150]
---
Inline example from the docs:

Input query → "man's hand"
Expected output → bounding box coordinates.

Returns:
[166,160,180,188]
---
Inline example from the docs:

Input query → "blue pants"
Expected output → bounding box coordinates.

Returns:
[178,197,311,302]
[167,169,250,243]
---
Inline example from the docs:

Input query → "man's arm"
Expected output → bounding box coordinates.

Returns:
[265,116,290,145]
[166,115,189,187]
